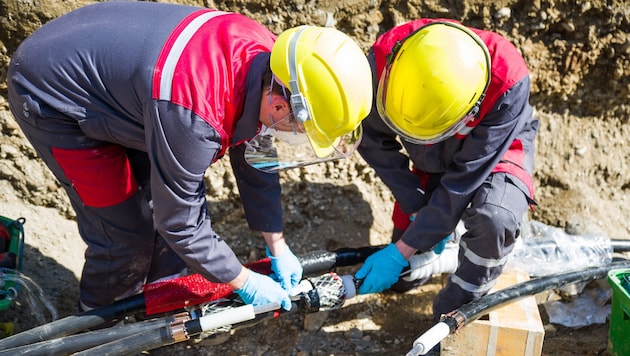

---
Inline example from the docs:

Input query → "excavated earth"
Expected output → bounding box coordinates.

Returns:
[0,0,629,355]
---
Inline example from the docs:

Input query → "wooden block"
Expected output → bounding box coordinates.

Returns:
[441,272,545,356]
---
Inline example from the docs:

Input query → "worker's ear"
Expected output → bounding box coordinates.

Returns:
[269,93,290,115]
[259,92,291,127]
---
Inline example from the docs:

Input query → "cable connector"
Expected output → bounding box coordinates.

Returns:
[169,312,191,343]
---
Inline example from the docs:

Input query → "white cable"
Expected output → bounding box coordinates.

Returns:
[340,275,356,299]
[405,322,450,356]
[198,304,256,331]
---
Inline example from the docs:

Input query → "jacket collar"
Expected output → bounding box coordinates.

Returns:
[231,52,271,146]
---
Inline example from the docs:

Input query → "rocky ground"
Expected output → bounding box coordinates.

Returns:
[0,0,629,355]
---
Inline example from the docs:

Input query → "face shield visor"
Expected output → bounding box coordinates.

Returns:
[244,112,362,173]
[245,51,363,173]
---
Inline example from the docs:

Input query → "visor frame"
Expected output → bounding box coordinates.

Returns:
[244,121,363,173]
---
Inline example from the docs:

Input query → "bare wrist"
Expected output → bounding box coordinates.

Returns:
[394,240,417,260]
[262,231,286,256]
[228,266,249,290]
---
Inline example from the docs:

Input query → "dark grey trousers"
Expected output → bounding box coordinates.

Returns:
[393,173,530,320]
[12,109,186,309]
[432,173,530,319]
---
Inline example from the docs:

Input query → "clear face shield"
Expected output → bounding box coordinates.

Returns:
[248,25,365,173]
[244,113,362,173]
[245,74,362,173]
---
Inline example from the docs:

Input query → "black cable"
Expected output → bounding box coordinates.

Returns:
[454,260,630,328]
[0,245,381,351]
[72,285,324,355]
[611,239,630,253]
[73,327,173,356]
[299,245,383,275]
[0,317,171,356]
[73,301,302,356]
[408,260,630,355]
[0,293,145,350]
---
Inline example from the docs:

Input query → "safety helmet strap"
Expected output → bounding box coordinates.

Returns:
[287,27,311,123]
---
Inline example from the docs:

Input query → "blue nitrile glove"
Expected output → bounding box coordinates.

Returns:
[409,213,448,254]
[433,236,448,254]
[355,243,409,294]
[267,245,303,290]
[433,233,454,254]
[410,212,450,255]
[235,270,292,311]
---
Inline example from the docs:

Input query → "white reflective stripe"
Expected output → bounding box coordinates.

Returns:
[159,11,228,100]
[460,240,510,268]
[450,273,496,294]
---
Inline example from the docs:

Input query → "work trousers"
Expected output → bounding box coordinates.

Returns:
[393,172,530,320]
[11,103,186,309]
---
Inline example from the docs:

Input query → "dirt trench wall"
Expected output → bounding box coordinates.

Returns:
[2,0,629,118]
[0,0,629,239]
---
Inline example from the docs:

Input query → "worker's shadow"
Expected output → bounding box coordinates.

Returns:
[207,178,439,355]
[279,181,375,255]
[209,177,383,272]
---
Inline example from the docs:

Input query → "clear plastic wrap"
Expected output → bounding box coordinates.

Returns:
[505,220,613,277]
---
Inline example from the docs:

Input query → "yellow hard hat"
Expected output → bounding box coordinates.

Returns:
[377,21,491,144]
[270,26,373,158]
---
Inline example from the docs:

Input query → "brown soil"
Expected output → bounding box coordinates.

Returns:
[0,0,629,355]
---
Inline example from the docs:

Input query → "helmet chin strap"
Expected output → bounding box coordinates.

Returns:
[287,27,311,123]
[268,76,276,127]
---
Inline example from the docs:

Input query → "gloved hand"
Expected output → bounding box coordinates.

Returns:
[433,232,456,254]
[235,270,292,311]
[433,235,448,254]
[355,243,409,294]
[267,245,302,290]
[410,213,451,255]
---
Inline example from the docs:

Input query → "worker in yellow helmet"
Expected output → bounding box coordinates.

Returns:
[8,1,372,317]
[246,25,372,171]
[354,20,539,353]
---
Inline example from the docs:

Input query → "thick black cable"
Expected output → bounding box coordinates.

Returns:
[407,260,630,356]
[73,327,173,356]
[299,245,383,276]
[0,317,170,356]
[0,293,145,350]
[454,260,630,327]
[0,245,380,351]
[611,239,630,253]
[72,294,316,355]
